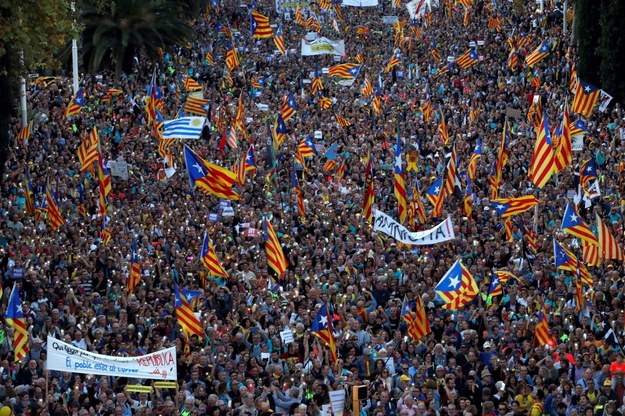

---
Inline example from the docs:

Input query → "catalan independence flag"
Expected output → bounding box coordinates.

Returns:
[274,23,286,54]
[6,285,29,361]
[237,144,257,185]
[184,96,210,116]
[298,135,318,158]
[491,195,540,218]
[24,171,35,216]
[201,231,229,277]
[291,161,306,221]
[311,304,338,363]
[225,42,240,71]
[45,179,64,231]
[127,240,141,294]
[251,10,273,38]
[571,79,601,117]
[561,203,599,246]
[528,109,556,188]
[328,63,361,79]
[280,92,297,122]
[434,259,478,310]
[264,216,288,276]
[596,213,625,261]
[394,132,408,224]
[554,101,572,173]
[524,41,551,68]
[183,75,203,92]
[535,302,551,346]
[362,153,374,223]
[184,145,240,200]
[16,121,32,142]
[455,48,478,69]
[64,88,85,118]
[174,280,204,338]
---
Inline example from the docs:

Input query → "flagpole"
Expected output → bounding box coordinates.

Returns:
[45,369,50,409]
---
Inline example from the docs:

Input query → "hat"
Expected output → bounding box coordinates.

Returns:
[32,337,43,344]
[483,341,492,349]
[495,381,506,392]
[363,348,371,355]
[481,369,492,378]
[399,375,410,382]
[604,379,612,387]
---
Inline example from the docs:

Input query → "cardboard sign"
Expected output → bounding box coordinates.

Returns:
[280,329,295,344]
[109,160,129,179]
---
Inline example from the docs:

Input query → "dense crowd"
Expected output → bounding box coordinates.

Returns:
[1,0,625,415]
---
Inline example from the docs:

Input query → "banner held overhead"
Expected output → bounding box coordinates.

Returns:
[46,337,177,380]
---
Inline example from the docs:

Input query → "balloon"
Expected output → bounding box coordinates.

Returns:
[0,406,13,416]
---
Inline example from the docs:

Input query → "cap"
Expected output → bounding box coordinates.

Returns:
[399,375,410,382]
[604,379,612,387]
[483,341,492,349]
[363,348,371,355]
[495,381,506,391]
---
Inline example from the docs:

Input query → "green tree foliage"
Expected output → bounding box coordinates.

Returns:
[598,0,625,103]
[574,0,602,85]
[0,1,75,183]
[81,0,195,76]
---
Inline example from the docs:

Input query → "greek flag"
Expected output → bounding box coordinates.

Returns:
[163,117,206,139]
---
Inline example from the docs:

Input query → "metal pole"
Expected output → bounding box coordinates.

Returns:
[72,39,79,93]
[563,0,568,33]
[19,51,27,127]
[71,2,79,93]
[20,75,27,127]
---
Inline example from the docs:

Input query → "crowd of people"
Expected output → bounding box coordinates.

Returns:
[1,0,625,415]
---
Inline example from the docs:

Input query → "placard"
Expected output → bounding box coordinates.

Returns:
[222,206,235,217]
[314,130,323,139]
[572,135,584,151]
[383,16,399,24]
[208,213,219,222]
[109,161,129,180]
[280,329,295,344]
[329,390,346,416]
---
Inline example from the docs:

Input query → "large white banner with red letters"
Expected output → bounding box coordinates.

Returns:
[46,337,177,380]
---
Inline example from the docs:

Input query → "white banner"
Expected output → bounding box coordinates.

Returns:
[301,38,345,56]
[342,0,378,6]
[373,210,455,245]
[46,337,177,380]
[406,0,428,19]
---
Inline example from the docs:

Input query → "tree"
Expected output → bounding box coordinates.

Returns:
[81,0,195,76]
[598,0,625,103]
[0,1,75,184]
[574,0,601,85]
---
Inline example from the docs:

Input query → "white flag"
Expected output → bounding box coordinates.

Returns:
[598,90,613,113]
